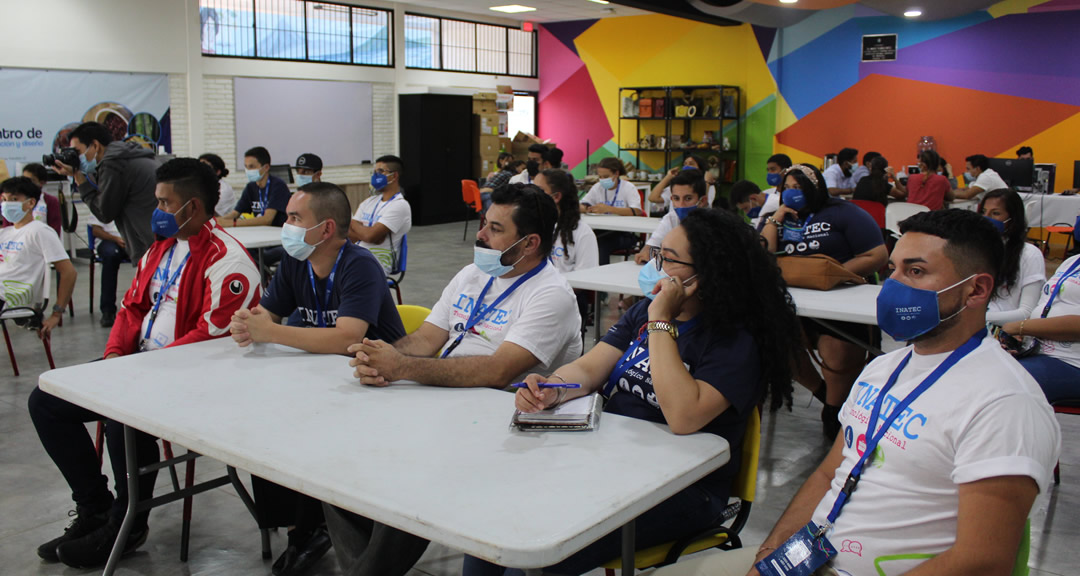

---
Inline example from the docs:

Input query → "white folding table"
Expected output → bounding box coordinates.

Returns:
[39,339,729,576]
[581,214,662,235]
[563,261,882,352]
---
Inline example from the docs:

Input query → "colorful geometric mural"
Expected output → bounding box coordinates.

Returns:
[539,0,1080,190]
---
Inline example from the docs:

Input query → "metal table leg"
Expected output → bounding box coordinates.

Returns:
[621,520,636,576]
[103,425,139,576]
[593,290,602,343]
[258,248,267,287]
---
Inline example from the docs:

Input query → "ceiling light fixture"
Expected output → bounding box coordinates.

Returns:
[779,0,798,4]
[489,5,537,13]
[904,9,922,17]
[588,0,610,4]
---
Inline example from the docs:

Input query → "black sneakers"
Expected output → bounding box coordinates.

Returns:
[272,527,333,576]
[37,505,110,562]
[55,514,148,569]
[100,309,116,328]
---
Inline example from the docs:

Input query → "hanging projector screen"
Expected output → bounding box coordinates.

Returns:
[233,77,373,170]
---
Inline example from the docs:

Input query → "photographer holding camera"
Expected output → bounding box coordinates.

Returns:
[49,122,158,262]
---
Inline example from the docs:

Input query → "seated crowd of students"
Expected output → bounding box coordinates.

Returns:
[1,140,1071,576]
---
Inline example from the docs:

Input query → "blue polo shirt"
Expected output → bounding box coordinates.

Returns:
[234,174,290,227]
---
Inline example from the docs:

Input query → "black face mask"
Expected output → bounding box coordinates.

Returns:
[526,160,540,178]
[841,163,852,177]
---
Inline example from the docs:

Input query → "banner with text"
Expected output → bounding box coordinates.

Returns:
[0,69,170,179]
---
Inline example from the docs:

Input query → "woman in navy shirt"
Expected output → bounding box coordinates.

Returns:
[758,164,887,440]
[462,209,801,576]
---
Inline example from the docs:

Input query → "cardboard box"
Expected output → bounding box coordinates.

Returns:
[511,131,557,160]
[474,113,500,137]
[472,99,497,114]
[496,85,514,111]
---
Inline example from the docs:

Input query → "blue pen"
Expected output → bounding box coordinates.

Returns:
[510,382,581,389]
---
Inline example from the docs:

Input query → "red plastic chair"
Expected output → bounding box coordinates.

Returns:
[850,199,886,229]
[462,180,486,241]
[1044,225,1075,260]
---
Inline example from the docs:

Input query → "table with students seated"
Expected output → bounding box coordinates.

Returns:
[38,339,730,576]
[581,214,663,235]
[563,261,882,352]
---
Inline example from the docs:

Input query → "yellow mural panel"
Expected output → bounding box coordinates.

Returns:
[987,0,1057,18]
[995,110,1080,193]
[774,141,823,168]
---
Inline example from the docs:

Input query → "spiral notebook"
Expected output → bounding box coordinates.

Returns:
[510,393,603,431]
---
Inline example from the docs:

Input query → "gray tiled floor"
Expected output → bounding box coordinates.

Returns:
[1,221,1076,575]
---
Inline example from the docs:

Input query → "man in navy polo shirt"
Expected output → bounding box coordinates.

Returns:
[228,181,405,576]
[218,146,290,229]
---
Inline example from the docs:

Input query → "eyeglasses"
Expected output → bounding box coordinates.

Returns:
[650,246,694,271]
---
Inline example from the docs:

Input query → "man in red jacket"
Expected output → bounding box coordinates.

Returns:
[28,158,261,568]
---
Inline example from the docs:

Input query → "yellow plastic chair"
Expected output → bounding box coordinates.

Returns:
[603,407,761,575]
[396,304,431,335]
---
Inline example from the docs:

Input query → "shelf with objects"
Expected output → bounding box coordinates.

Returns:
[617,85,741,210]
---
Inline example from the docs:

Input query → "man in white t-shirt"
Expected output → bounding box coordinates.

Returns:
[653,209,1060,576]
[348,155,412,275]
[509,143,549,185]
[953,154,1008,201]
[0,177,76,338]
[748,153,791,227]
[634,169,707,264]
[823,147,858,196]
[349,183,582,388]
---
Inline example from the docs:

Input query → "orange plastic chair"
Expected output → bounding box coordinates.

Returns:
[1044,225,1075,259]
[462,180,486,241]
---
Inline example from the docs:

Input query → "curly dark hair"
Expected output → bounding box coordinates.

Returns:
[978,188,1027,295]
[681,209,800,412]
[541,168,582,260]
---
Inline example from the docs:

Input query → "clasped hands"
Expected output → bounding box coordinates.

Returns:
[348,338,405,386]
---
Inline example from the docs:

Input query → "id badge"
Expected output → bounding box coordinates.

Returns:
[782,226,804,243]
[755,521,837,576]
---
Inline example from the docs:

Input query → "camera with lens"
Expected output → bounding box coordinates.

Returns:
[43,148,81,170]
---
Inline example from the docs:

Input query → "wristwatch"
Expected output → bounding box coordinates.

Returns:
[51,305,65,315]
[645,321,678,340]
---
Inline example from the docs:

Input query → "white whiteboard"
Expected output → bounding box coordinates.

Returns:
[233,77,373,170]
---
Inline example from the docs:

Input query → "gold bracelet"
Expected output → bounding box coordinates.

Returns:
[1018,320,1026,338]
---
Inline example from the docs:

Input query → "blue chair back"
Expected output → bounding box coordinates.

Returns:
[396,235,408,274]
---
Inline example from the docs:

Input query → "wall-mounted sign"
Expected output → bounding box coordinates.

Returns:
[862,34,898,62]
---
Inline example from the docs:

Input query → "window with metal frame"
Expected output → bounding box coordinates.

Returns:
[403,13,535,78]
[199,0,392,67]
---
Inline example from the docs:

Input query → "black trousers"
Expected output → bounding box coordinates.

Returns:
[28,386,160,528]
[596,231,638,266]
[252,476,326,539]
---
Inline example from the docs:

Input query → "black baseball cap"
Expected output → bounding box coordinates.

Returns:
[294,153,323,172]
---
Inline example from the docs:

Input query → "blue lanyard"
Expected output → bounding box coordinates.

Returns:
[257,183,268,216]
[825,329,986,528]
[604,181,618,206]
[368,193,401,227]
[1041,258,1080,319]
[604,316,701,396]
[144,245,191,339]
[306,243,346,328]
[440,259,548,359]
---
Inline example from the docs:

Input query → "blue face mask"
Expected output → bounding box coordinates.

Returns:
[638,263,698,300]
[295,174,313,187]
[150,200,192,238]
[473,236,526,277]
[674,205,697,221]
[782,187,807,211]
[246,168,262,183]
[876,275,974,341]
[280,221,327,261]
[766,172,782,187]
[2,200,29,224]
[983,215,1009,234]
[371,172,389,191]
[599,177,616,190]
[79,150,98,175]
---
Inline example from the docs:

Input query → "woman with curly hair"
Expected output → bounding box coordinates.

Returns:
[461,209,801,576]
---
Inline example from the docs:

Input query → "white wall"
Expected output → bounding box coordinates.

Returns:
[0,0,539,186]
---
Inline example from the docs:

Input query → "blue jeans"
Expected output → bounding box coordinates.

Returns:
[462,483,729,576]
[97,240,127,314]
[1018,354,1080,404]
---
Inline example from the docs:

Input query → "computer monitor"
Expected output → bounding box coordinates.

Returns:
[269,164,294,184]
[1073,161,1080,189]
[987,158,1033,190]
[906,165,920,175]
[1034,163,1056,195]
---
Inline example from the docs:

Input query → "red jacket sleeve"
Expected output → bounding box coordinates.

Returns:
[169,253,262,348]
[104,251,154,358]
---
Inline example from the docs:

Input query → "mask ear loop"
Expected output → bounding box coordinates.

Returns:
[937,273,977,322]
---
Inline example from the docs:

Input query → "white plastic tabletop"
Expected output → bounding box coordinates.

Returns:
[227,226,283,249]
[38,339,729,569]
[563,262,880,325]
[581,214,662,234]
